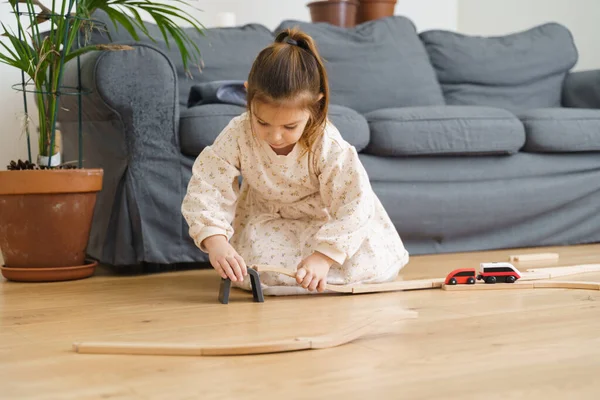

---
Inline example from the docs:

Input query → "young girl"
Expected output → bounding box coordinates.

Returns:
[181,28,409,295]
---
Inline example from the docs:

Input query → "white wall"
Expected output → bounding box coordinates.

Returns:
[396,0,458,32]
[0,4,38,169]
[458,0,600,71]
[192,0,311,30]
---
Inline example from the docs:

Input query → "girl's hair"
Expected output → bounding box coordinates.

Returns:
[246,27,329,154]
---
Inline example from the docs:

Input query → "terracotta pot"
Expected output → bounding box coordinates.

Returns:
[356,0,397,24]
[307,0,359,28]
[0,168,103,282]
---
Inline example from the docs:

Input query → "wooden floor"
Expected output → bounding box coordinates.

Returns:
[2,244,600,399]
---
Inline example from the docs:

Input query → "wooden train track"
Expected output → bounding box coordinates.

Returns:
[72,262,600,357]
[252,263,600,294]
[442,280,600,291]
[252,264,445,293]
[72,309,418,357]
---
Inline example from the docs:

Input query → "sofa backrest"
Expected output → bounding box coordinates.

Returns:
[276,17,446,114]
[87,12,446,113]
[87,10,275,107]
[420,22,578,112]
[87,11,579,115]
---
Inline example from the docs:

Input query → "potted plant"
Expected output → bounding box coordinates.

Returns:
[307,0,359,28]
[356,0,397,24]
[0,0,204,282]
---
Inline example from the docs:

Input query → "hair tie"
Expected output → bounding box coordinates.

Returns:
[283,36,298,46]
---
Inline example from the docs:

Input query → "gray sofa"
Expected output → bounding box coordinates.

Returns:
[58,12,600,268]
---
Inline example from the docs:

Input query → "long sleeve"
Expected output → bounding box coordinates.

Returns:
[312,134,375,265]
[181,118,242,252]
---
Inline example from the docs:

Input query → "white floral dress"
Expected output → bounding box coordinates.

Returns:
[181,112,409,295]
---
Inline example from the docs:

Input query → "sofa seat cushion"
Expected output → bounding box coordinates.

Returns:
[180,104,370,156]
[519,108,600,153]
[363,106,526,156]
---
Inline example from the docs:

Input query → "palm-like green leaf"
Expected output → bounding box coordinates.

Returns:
[1,0,205,162]
[0,24,36,76]
[96,0,205,72]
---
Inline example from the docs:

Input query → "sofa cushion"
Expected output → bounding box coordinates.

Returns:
[363,106,526,156]
[420,23,578,112]
[89,10,275,107]
[518,108,600,153]
[327,105,370,152]
[275,17,445,114]
[180,104,370,156]
[180,105,246,156]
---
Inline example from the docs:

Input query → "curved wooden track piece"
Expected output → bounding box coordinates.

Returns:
[251,264,443,294]
[72,310,418,357]
[442,280,600,291]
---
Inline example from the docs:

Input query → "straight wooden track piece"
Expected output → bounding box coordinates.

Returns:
[442,281,535,291]
[442,280,600,292]
[251,264,444,294]
[509,253,559,262]
[251,265,354,293]
[524,264,600,279]
[349,278,445,294]
[578,264,600,273]
[72,310,418,357]
[516,271,552,281]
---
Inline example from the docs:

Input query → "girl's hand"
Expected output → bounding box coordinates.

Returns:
[296,252,335,292]
[202,235,247,282]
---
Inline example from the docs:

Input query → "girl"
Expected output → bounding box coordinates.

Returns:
[181,28,409,295]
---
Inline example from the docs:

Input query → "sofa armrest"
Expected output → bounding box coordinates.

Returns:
[57,43,194,266]
[562,69,600,108]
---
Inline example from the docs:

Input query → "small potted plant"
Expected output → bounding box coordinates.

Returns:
[0,0,204,282]
[307,0,359,27]
[356,0,397,24]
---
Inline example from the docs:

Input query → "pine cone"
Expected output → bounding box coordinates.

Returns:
[7,159,40,170]
[7,159,79,170]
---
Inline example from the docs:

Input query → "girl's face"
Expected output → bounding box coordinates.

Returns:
[250,99,310,155]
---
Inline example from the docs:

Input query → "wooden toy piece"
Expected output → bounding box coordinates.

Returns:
[518,271,553,281]
[509,252,559,262]
[524,264,600,279]
[578,264,600,273]
[443,279,600,292]
[248,268,265,303]
[442,281,534,291]
[444,268,477,285]
[218,278,231,304]
[476,262,521,284]
[220,263,600,302]
[72,310,418,357]
[252,264,444,294]
[531,281,600,290]
[251,264,354,293]
[348,278,445,294]
[219,267,264,304]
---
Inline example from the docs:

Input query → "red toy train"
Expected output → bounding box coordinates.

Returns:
[445,262,522,285]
